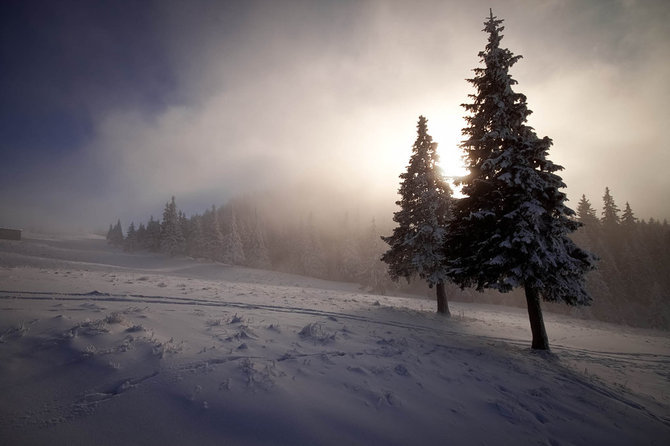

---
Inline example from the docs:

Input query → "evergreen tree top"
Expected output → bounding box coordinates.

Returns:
[577,194,598,223]
[601,187,620,226]
[479,9,521,69]
[458,10,540,194]
[448,11,595,306]
[622,202,637,227]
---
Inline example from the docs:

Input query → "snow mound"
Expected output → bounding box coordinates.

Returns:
[298,322,337,344]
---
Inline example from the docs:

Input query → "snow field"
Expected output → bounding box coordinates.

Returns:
[0,236,669,445]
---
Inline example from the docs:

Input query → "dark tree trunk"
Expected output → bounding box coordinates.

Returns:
[436,281,451,316]
[524,284,549,350]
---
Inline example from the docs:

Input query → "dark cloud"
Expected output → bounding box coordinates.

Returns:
[1,0,669,232]
[0,1,178,154]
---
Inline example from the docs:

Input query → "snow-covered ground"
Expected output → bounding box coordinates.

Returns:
[1,234,668,445]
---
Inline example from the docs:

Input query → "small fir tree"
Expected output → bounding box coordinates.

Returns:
[161,196,185,256]
[621,202,637,228]
[178,210,193,251]
[446,10,595,349]
[124,222,138,252]
[136,222,147,248]
[145,216,162,252]
[106,224,114,244]
[381,115,453,314]
[576,195,599,226]
[601,187,620,229]
[108,219,124,247]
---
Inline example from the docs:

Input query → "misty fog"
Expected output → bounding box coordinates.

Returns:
[1,0,669,233]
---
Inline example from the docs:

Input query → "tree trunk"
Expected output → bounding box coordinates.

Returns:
[436,281,451,316]
[524,284,549,350]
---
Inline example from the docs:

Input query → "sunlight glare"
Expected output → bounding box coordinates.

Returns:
[430,114,469,196]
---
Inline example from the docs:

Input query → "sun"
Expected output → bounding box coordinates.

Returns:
[429,114,469,193]
[375,111,469,197]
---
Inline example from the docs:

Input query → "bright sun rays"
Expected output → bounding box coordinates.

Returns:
[382,111,469,197]
[429,113,469,195]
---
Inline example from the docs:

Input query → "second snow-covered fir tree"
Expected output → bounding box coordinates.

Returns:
[447,10,595,349]
[382,115,453,314]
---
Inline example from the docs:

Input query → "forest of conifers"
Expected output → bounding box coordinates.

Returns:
[107,187,669,330]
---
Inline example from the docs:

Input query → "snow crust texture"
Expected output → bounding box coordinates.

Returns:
[0,235,669,445]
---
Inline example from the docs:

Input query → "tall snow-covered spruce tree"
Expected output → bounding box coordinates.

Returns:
[382,116,453,314]
[447,11,595,349]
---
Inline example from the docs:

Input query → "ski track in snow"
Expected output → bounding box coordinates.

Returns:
[2,288,668,365]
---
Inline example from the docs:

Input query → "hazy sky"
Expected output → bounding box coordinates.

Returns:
[1,0,669,232]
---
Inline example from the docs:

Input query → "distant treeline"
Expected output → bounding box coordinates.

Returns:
[568,188,670,329]
[107,195,391,295]
[107,187,670,330]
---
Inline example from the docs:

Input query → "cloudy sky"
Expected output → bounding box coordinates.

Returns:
[1,0,669,232]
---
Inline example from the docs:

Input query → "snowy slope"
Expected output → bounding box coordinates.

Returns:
[0,235,668,445]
